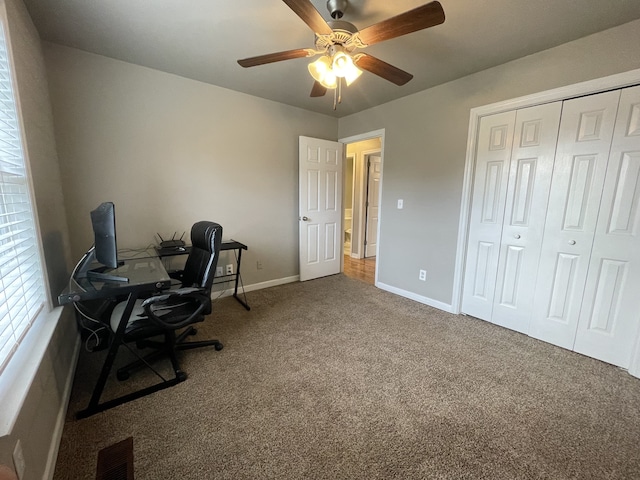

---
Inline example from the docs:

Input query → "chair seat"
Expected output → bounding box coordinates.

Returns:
[110,299,160,339]
[110,295,208,339]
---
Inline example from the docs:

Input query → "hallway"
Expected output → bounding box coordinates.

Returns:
[343,255,375,285]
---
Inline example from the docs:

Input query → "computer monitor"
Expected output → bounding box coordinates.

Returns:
[75,202,128,283]
[90,202,118,269]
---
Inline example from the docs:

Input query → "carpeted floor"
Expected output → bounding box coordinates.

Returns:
[53,275,640,479]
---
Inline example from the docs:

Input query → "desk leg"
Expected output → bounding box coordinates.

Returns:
[77,292,138,419]
[233,247,250,311]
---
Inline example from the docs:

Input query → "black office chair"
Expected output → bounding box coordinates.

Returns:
[110,221,224,382]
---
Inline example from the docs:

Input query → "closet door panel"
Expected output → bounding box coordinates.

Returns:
[530,90,621,348]
[491,102,562,334]
[462,111,516,321]
[574,85,640,367]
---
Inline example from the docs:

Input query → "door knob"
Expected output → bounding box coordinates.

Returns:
[568,240,576,245]
[301,216,309,221]
[514,234,521,239]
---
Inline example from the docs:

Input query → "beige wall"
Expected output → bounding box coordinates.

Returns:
[0,0,75,479]
[44,44,339,287]
[338,19,640,306]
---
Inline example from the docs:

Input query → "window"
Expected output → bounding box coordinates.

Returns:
[0,22,46,373]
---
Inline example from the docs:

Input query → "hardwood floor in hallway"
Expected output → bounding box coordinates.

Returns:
[343,255,375,284]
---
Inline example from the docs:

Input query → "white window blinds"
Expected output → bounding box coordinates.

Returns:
[0,24,46,373]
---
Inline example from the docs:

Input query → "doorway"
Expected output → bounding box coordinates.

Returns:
[340,131,384,284]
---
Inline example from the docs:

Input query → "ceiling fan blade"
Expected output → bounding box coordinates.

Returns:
[282,0,333,35]
[355,54,413,86]
[357,1,445,46]
[310,81,327,97]
[238,48,312,68]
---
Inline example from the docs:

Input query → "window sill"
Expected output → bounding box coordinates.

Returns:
[0,305,67,437]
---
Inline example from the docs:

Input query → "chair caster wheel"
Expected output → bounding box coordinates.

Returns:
[116,370,130,381]
[214,343,224,351]
[188,328,197,336]
[176,371,187,382]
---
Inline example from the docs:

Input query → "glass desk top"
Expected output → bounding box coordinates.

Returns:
[58,256,171,305]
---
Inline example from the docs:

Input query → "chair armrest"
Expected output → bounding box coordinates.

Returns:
[141,287,209,330]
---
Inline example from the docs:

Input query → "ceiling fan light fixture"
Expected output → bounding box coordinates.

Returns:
[308,56,338,89]
[344,64,362,86]
[331,51,351,77]
[330,49,362,85]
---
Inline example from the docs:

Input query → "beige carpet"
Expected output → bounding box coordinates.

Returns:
[54,275,640,479]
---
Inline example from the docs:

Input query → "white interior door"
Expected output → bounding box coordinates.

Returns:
[461,110,516,321]
[364,155,381,258]
[529,90,621,349]
[299,136,343,282]
[573,85,640,367]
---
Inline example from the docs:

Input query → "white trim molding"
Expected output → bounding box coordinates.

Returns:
[377,282,455,313]
[211,275,300,301]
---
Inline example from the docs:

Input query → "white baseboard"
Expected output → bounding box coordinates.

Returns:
[376,282,455,313]
[44,333,81,480]
[211,275,300,300]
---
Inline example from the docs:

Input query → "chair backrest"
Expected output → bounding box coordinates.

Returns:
[181,221,223,291]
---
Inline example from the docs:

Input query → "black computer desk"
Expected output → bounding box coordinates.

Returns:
[156,239,250,311]
[59,256,172,419]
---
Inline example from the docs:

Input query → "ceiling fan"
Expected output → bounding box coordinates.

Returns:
[237,0,445,109]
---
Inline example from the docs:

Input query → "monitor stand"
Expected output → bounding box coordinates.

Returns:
[87,265,129,283]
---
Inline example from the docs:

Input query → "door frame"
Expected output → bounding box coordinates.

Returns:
[339,129,385,286]
[452,68,640,378]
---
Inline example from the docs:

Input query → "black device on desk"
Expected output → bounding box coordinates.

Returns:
[156,231,186,250]
[84,202,128,283]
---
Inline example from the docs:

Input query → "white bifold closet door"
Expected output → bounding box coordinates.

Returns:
[529,90,621,349]
[463,85,640,369]
[461,110,516,322]
[462,102,562,333]
[573,85,640,367]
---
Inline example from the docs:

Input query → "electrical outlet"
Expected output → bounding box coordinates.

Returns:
[215,266,223,277]
[13,439,25,479]
[419,269,427,281]
[226,264,233,275]
[256,260,263,270]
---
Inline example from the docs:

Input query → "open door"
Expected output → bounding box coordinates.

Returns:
[364,154,381,258]
[299,136,344,281]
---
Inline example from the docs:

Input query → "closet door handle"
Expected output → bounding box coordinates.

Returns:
[514,234,521,239]
[568,240,576,245]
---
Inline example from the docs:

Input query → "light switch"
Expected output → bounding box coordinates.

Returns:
[397,199,403,209]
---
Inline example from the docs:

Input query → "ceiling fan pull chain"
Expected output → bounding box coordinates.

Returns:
[338,77,343,104]
[333,86,337,110]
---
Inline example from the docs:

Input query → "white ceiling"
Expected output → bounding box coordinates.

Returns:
[22,0,640,118]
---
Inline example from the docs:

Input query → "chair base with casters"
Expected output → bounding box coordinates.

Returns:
[110,296,223,382]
